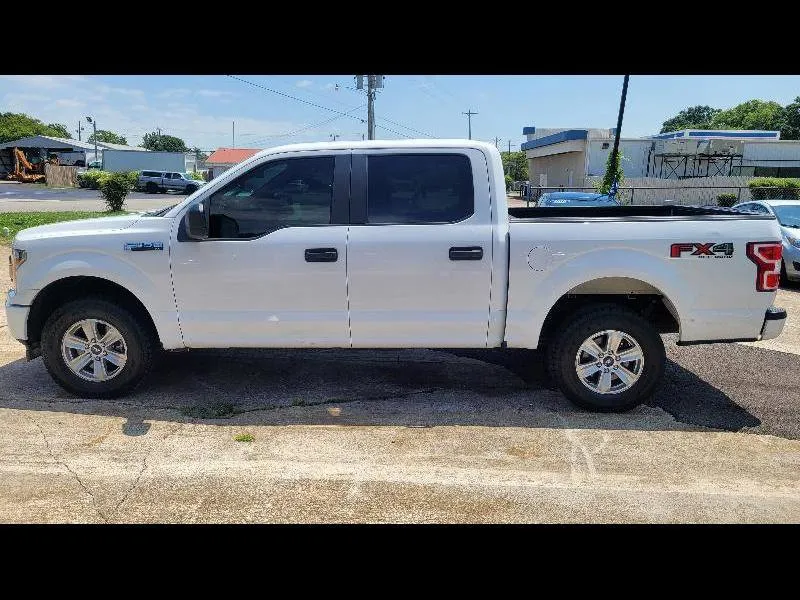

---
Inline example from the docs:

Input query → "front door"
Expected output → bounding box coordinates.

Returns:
[346,149,494,347]
[170,152,351,348]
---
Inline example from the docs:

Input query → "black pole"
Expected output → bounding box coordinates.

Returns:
[609,74,629,196]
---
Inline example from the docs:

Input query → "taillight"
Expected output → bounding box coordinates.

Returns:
[746,241,782,291]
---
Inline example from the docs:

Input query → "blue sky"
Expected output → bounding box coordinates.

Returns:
[2,75,799,151]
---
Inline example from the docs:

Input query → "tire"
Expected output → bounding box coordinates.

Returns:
[185,184,198,194]
[41,297,155,398]
[546,304,665,412]
[145,182,158,194]
[781,260,790,288]
[159,188,167,194]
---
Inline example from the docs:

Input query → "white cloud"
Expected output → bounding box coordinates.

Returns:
[296,80,314,88]
[0,75,86,89]
[196,89,235,98]
[55,98,86,108]
[111,87,145,97]
[130,104,148,111]
[3,93,51,106]
[157,88,192,98]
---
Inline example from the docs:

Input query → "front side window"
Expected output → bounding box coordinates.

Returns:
[367,153,474,224]
[207,156,334,239]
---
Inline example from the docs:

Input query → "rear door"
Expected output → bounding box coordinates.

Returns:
[346,149,494,347]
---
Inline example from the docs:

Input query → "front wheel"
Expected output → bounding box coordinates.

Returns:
[41,298,155,398]
[185,184,198,194]
[547,304,666,412]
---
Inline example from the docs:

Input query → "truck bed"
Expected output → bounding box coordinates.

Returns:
[509,205,776,221]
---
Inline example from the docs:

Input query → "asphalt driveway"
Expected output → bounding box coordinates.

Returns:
[1,244,798,523]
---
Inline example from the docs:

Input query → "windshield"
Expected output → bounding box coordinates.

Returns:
[142,204,177,217]
[772,205,800,228]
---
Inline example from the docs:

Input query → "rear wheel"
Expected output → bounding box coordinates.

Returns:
[41,298,155,398]
[547,304,665,412]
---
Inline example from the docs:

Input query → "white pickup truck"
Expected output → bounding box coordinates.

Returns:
[5,140,787,411]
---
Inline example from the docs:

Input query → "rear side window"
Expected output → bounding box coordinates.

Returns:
[367,153,474,224]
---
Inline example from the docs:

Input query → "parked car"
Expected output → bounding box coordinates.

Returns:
[138,171,206,194]
[87,160,102,170]
[537,191,620,207]
[5,140,786,411]
[733,199,800,282]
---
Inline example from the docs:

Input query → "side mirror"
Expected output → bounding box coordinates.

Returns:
[185,202,209,240]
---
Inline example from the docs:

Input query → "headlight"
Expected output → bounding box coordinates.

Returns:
[9,248,26,286]
[786,235,800,249]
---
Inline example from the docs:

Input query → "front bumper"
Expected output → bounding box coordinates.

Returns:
[760,306,786,341]
[4,289,29,341]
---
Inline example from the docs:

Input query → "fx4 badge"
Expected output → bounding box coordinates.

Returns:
[670,242,734,258]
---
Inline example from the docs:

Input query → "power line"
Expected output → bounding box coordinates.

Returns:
[227,75,364,120]
[230,74,418,140]
[242,106,366,147]
[376,114,436,138]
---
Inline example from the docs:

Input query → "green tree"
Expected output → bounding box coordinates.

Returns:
[46,122,72,139]
[710,99,784,131]
[89,129,128,145]
[0,112,73,143]
[660,105,720,133]
[141,131,188,152]
[597,151,624,195]
[778,96,800,140]
[190,146,208,161]
[500,150,528,181]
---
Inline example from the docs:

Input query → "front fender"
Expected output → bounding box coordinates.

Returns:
[18,248,182,349]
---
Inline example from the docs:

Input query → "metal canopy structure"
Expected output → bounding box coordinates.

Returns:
[646,139,744,179]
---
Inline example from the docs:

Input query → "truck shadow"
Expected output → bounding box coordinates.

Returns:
[0,344,765,436]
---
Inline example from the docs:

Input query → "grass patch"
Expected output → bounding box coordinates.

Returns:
[0,211,127,244]
[291,398,306,406]
[234,433,255,443]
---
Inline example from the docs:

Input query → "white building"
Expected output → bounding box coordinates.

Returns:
[521,126,800,188]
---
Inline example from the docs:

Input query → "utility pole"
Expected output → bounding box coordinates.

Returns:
[508,140,512,154]
[608,74,630,199]
[356,75,384,139]
[232,121,235,148]
[330,133,340,141]
[494,136,499,149]
[366,75,376,140]
[76,120,84,141]
[156,126,162,149]
[86,116,97,165]
[462,109,477,140]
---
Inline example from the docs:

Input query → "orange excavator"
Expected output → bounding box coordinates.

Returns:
[7,147,46,183]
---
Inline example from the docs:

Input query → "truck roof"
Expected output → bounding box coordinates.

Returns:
[252,139,499,158]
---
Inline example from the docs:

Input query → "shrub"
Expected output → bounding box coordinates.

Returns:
[748,177,800,200]
[77,170,108,190]
[100,172,132,211]
[717,193,738,207]
[188,171,205,181]
[505,174,513,190]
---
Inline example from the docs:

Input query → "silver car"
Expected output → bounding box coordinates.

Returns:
[733,199,800,282]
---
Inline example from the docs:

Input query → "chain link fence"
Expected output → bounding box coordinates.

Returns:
[515,185,795,206]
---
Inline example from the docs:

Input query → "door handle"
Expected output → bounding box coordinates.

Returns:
[305,247,338,262]
[449,246,483,261]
